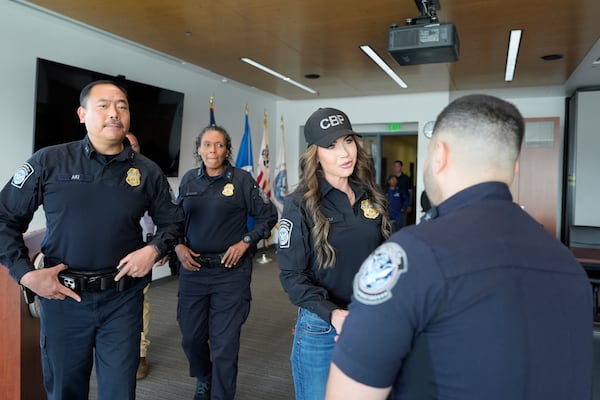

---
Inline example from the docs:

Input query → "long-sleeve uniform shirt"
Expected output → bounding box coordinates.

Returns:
[278,178,385,324]
[332,182,593,400]
[0,136,184,283]
[177,162,277,254]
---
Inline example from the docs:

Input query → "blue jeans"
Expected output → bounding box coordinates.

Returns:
[291,307,337,400]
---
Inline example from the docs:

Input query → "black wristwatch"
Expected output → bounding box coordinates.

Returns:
[243,234,252,244]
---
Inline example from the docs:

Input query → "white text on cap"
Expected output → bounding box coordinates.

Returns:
[320,115,346,130]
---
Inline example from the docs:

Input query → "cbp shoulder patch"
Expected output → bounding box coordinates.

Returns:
[353,242,408,305]
[11,163,34,189]
[278,218,293,249]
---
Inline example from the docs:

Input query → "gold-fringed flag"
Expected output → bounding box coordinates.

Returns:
[272,115,288,214]
[209,94,216,126]
[256,111,271,198]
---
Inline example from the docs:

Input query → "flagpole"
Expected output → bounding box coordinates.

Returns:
[256,109,272,264]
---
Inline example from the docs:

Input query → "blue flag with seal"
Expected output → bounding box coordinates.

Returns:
[272,115,288,214]
[236,105,255,230]
[236,107,254,174]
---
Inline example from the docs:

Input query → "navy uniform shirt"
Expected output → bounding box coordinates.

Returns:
[177,162,277,254]
[332,182,593,400]
[0,136,184,283]
[278,178,385,323]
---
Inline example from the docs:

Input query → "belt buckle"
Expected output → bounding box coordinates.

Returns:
[198,256,211,265]
[58,273,80,292]
[62,276,77,290]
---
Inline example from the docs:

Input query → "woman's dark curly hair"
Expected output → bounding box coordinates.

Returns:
[193,125,233,165]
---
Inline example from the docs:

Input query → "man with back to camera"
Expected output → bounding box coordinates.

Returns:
[0,80,184,400]
[325,94,593,400]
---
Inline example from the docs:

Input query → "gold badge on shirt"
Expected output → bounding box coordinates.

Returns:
[126,168,141,187]
[222,183,234,196]
[361,199,379,219]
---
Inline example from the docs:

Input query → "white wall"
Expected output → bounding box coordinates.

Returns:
[277,91,566,218]
[1,1,568,234]
[0,0,278,230]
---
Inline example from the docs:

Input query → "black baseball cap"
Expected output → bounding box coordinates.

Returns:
[304,107,360,148]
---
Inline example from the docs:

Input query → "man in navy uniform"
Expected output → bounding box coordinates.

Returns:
[326,94,593,400]
[0,80,184,400]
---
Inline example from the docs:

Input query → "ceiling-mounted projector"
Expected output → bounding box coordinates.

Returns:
[388,0,459,66]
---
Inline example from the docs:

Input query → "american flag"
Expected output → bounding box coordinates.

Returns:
[256,111,271,198]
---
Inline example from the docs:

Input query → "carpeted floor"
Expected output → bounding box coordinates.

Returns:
[90,246,297,399]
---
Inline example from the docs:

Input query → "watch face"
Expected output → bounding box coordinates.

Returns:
[243,235,251,243]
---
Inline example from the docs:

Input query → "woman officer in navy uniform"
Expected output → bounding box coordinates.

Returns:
[277,107,391,400]
[175,125,277,400]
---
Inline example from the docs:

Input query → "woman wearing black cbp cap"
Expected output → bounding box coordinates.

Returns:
[277,107,391,400]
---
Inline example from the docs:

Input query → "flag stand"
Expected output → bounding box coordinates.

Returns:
[255,239,272,264]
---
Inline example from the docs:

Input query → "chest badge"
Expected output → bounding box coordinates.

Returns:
[222,183,234,196]
[360,199,379,219]
[125,168,141,187]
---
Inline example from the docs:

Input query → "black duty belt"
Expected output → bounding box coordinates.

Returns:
[58,268,140,294]
[192,252,250,269]
[193,253,225,268]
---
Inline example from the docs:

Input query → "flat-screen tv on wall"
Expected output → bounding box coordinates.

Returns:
[34,58,184,177]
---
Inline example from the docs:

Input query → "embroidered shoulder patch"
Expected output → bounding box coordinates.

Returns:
[278,218,293,249]
[353,241,408,305]
[11,163,34,189]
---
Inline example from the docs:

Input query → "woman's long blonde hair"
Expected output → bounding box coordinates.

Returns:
[297,137,391,268]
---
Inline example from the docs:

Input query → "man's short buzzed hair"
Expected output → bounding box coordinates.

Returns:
[432,94,525,162]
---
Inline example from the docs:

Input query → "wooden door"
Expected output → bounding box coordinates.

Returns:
[510,117,560,237]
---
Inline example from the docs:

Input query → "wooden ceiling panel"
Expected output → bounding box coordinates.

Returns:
[23,0,600,99]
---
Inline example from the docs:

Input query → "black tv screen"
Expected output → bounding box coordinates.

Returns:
[34,58,184,177]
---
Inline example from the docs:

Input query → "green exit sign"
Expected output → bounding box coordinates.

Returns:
[388,122,402,131]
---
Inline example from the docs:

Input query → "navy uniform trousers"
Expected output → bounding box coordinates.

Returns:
[39,278,145,400]
[177,257,252,400]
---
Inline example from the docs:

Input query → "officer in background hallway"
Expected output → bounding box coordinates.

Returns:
[0,80,184,400]
[175,125,277,400]
[326,94,593,400]
[392,160,413,226]
[125,131,167,380]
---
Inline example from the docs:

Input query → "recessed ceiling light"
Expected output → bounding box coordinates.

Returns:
[184,31,192,36]
[541,54,563,61]
[241,58,318,94]
[359,45,407,88]
[505,29,523,82]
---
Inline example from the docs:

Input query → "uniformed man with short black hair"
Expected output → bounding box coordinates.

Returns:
[0,80,184,400]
